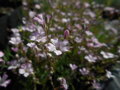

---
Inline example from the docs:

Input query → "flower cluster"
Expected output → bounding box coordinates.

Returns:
[1,0,119,90]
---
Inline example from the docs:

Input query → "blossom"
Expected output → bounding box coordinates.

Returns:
[69,64,78,71]
[22,25,36,32]
[19,63,34,77]
[35,4,41,9]
[29,11,36,18]
[8,60,20,70]
[29,35,37,41]
[11,47,18,52]
[79,68,89,75]
[100,51,114,59]
[91,37,106,47]
[0,51,5,63]
[74,37,82,43]
[0,73,11,87]
[84,2,90,8]
[0,58,4,63]
[54,50,62,55]
[83,9,96,18]
[106,70,115,78]
[84,54,97,62]
[64,30,70,39]
[51,38,59,45]
[33,14,45,25]
[62,18,70,23]
[36,36,47,43]
[75,24,82,29]
[9,37,21,45]
[92,80,102,90]
[37,52,47,58]
[58,77,68,90]
[36,26,45,35]
[85,31,93,36]
[29,26,46,43]
[46,43,56,52]
[46,15,52,23]
[51,38,69,52]
[27,42,36,48]
[11,28,21,38]
[0,51,4,57]
[11,28,19,34]
[87,37,106,48]
[45,43,62,55]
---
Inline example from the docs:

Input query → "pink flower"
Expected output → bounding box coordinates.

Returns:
[0,51,4,57]
[11,47,18,52]
[64,30,70,39]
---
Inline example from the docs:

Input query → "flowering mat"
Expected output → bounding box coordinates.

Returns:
[0,0,120,90]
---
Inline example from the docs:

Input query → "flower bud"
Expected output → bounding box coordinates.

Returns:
[64,30,70,39]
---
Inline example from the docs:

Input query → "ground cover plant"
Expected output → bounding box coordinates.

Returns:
[0,0,120,90]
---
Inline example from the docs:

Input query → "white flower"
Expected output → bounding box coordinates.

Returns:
[85,55,97,62]
[11,28,19,33]
[85,31,93,36]
[62,18,70,23]
[100,51,114,59]
[74,37,82,43]
[51,38,69,52]
[46,43,56,52]
[51,38,58,45]
[19,69,25,74]
[29,35,37,41]
[19,63,34,77]
[35,4,41,9]
[106,70,114,78]
[36,36,47,43]
[58,77,68,90]
[69,64,77,71]
[9,37,21,45]
[54,50,62,55]
[84,2,90,8]
[34,14,45,25]
[37,26,45,35]
[29,11,36,18]
[27,42,36,48]
[19,69,29,77]
[46,43,62,55]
